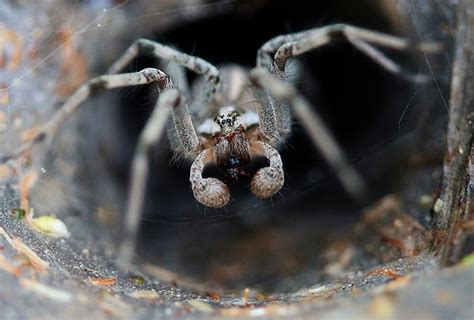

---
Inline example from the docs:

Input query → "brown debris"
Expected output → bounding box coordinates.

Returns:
[367,267,402,280]
[322,241,356,277]
[0,27,23,71]
[297,286,337,302]
[241,288,250,305]
[0,254,22,276]
[459,220,474,231]
[367,293,395,318]
[383,275,412,291]
[255,291,270,302]
[127,290,161,300]
[55,27,89,97]
[96,207,120,226]
[19,170,38,216]
[10,208,26,220]
[0,110,6,126]
[206,228,301,288]
[88,276,117,287]
[128,274,146,286]
[143,263,204,290]
[220,304,299,318]
[205,291,221,301]
[0,85,9,105]
[20,278,73,303]
[0,227,49,274]
[187,299,214,313]
[357,195,433,261]
[97,291,132,318]
[20,127,42,143]
[0,163,15,180]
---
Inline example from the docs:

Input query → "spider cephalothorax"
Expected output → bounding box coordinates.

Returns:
[212,108,251,181]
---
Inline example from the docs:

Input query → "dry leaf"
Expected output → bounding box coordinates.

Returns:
[89,277,117,286]
[0,227,49,274]
[31,215,70,238]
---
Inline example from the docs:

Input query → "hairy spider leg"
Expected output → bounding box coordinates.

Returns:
[119,89,201,267]
[0,68,169,163]
[258,23,441,82]
[107,38,220,112]
[250,68,367,200]
[253,23,441,200]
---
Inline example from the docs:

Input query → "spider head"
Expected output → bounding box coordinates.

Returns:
[213,106,243,134]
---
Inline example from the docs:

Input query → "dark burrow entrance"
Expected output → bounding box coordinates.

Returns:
[81,0,450,294]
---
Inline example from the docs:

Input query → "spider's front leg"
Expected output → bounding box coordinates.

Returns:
[0,68,169,164]
[250,68,367,200]
[119,89,179,266]
[258,23,441,82]
[122,85,232,265]
[190,149,230,208]
[107,38,220,109]
[250,141,284,199]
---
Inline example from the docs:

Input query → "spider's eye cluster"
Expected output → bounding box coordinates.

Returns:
[214,110,240,128]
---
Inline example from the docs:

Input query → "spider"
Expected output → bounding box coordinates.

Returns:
[1,24,438,265]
